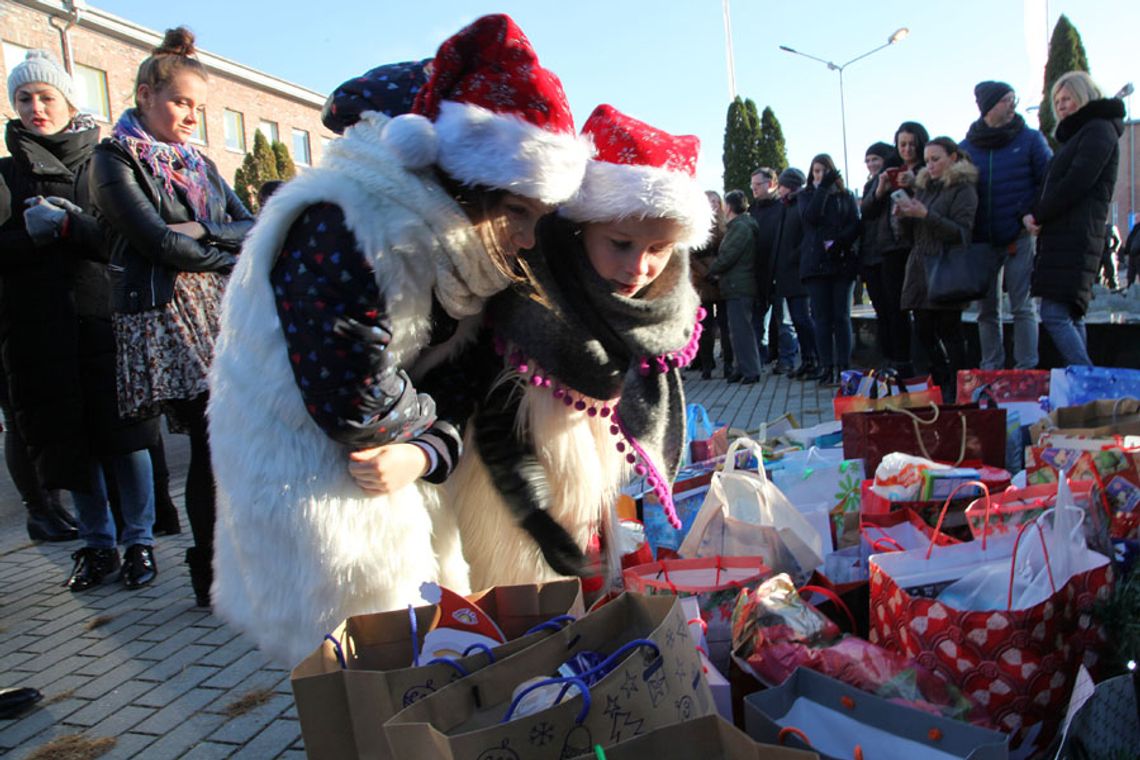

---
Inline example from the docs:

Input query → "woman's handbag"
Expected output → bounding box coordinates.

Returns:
[925,231,1004,305]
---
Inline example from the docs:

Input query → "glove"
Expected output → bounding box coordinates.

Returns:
[43,196,83,215]
[821,169,840,188]
[22,197,69,246]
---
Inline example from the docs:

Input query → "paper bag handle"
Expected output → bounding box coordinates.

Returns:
[926,480,992,558]
[898,404,968,466]
[522,614,577,637]
[1006,518,1057,611]
[859,523,907,553]
[777,727,865,759]
[725,437,767,478]
[574,638,662,683]
[798,584,858,632]
[323,633,347,670]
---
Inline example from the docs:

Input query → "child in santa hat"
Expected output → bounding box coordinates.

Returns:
[421,104,710,589]
[207,14,590,667]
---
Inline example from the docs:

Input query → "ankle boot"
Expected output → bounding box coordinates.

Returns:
[792,359,818,380]
[26,501,78,542]
[807,364,832,383]
[185,546,213,608]
[153,488,182,536]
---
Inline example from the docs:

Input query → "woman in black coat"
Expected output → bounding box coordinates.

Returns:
[90,29,254,605]
[2,50,161,587]
[799,153,860,385]
[1027,71,1125,366]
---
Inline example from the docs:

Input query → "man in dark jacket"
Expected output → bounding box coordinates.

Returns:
[750,166,792,371]
[710,190,762,384]
[771,169,818,378]
[960,81,1052,370]
[1127,223,1140,288]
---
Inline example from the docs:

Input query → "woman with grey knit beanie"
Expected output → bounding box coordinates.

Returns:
[1,50,163,592]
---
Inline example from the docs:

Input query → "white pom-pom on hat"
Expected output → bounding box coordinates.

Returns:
[381,113,438,170]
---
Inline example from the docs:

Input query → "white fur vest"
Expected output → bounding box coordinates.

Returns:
[442,377,634,590]
[208,113,496,667]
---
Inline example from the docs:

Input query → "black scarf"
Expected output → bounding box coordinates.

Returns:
[4,118,99,183]
[964,113,1026,150]
[489,215,702,527]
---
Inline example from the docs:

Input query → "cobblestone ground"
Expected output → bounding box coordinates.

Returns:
[0,363,835,758]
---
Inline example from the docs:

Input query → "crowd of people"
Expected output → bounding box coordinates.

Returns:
[0,13,1130,673]
[694,76,1127,397]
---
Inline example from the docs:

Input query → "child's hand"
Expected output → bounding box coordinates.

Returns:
[348,443,429,494]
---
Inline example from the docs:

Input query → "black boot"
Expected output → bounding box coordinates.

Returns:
[806,364,832,383]
[153,491,182,536]
[792,359,818,380]
[186,546,213,608]
[65,547,121,591]
[26,501,78,542]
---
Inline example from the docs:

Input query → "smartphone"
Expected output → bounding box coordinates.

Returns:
[891,188,910,204]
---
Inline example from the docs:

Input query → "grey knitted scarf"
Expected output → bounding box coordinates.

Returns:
[489,215,702,525]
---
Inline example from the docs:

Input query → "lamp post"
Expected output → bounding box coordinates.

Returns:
[779,28,909,180]
[1116,83,1135,232]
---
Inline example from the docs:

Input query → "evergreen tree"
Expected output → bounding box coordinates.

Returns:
[1038,14,1090,148]
[272,140,297,180]
[756,106,788,175]
[233,130,280,212]
[722,96,762,199]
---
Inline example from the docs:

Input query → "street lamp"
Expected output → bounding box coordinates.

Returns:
[779,27,909,180]
[1116,83,1135,232]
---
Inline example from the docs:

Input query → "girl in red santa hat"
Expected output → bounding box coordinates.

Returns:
[207,14,590,666]
[420,104,710,589]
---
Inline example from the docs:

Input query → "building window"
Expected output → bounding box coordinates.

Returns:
[3,41,30,76]
[257,119,278,144]
[189,108,207,145]
[292,128,311,166]
[73,63,111,121]
[224,109,246,152]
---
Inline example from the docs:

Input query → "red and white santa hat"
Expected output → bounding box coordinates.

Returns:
[560,104,712,249]
[380,14,590,206]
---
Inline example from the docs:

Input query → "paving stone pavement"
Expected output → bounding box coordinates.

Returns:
[0,363,835,758]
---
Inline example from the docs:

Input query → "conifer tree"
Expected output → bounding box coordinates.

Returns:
[233,130,280,211]
[272,141,297,180]
[1038,14,1090,148]
[756,106,789,175]
[722,96,762,199]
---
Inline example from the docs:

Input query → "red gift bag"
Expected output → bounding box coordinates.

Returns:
[868,485,1113,754]
[841,403,1007,476]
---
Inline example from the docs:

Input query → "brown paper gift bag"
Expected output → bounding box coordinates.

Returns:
[1028,397,1140,445]
[569,715,818,759]
[291,579,584,760]
[383,593,715,760]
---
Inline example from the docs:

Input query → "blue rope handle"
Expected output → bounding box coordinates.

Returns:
[408,605,420,667]
[522,614,577,637]
[501,676,591,725]
[323,633,347,670]
[424,657,470,677]
[574,638,661,684]
[461,642,496,662]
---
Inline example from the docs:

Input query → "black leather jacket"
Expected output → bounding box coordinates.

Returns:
[89,139,253,313]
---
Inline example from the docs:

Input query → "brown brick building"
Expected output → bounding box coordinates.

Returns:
[1,0,334,190]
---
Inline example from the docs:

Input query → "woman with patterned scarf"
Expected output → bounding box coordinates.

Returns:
[421,105,709,589]
[1,50,163,591]
[90,28,254,606]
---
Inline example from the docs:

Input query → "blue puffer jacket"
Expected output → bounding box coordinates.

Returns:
[960,117,1051,247]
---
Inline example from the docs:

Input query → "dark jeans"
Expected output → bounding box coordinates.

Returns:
[785,295,817,365]
[881,249,912,364]
[726,297,763,378]
[805,277,855,369]
[697,301,719,371]
[714,300,734,372]
[914,309,966,389]
[861,262,909,366]
[752,295,770,360]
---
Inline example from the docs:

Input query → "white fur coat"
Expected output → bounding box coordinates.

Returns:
[208,113,496,667]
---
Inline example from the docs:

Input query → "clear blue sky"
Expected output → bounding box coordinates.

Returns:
[96,0,1135,192]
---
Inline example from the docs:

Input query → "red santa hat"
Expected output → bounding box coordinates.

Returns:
[560,104,712,249]
[380,14,590,206]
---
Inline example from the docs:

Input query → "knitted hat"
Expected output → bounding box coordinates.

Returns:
[380,14,589,205]
[322,58,431,135]
[778,167,806,190]
[865,141,894,160]
[7,50,76,110]
[975,80,1013,116]
[560,104,711,249]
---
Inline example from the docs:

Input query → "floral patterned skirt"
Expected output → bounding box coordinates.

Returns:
[113,271,227,432]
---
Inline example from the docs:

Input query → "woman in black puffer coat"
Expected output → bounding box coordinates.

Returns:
[2,50,161,589]
[799,153,860,385]
[1027,71,1124,366]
